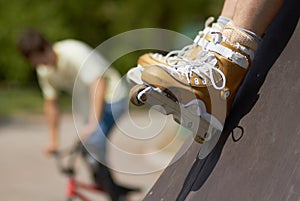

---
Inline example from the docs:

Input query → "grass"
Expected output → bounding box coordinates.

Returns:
[0,87,72,117]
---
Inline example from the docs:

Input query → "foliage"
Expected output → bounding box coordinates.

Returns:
[0,87,71,116]
[0,0,223,86]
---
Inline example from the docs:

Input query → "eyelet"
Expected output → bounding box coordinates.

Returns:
[221,88,230,100]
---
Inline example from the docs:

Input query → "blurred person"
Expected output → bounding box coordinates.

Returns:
[18,29,138,201]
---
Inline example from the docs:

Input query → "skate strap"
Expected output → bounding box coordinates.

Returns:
[197,37,252,69]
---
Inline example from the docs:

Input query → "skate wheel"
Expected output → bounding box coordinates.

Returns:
[129,85,147,106]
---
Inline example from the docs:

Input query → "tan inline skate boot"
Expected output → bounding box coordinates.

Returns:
[131,22,258,147]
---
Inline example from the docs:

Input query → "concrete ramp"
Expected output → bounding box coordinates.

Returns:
[143,0,300,200]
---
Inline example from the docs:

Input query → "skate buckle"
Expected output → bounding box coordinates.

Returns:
[211,32,222,44]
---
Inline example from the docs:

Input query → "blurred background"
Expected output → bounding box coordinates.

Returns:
[0,0,223,200]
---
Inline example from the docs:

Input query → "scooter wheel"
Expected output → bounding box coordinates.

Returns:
[129,85,147,106]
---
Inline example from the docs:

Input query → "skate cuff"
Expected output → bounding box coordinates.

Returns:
[197,36,252,69]
[222,22,259,51]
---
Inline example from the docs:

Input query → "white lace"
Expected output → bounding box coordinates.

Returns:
[164,44,195,65]
[162,17,216,67]
[167,51,226,90]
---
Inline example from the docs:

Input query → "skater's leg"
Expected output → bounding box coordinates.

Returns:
[220,0,238,19]
[233,0,284,36]
[221,0,285,58]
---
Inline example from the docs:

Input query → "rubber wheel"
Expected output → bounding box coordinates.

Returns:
[129,85,147,106]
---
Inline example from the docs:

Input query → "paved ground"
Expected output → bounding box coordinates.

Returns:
[0,109,188,201]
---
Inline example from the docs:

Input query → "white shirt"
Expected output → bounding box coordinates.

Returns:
[36,39,127,103]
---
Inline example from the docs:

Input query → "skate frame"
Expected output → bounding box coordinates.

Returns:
[137,86,222,159]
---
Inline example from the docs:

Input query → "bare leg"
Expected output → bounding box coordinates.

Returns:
[220,0,238,19]
[233,0,284,36]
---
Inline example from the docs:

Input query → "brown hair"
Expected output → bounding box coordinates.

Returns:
[17,28,51,58]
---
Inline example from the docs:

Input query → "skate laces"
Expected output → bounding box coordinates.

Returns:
[164,44,195,65]
[163,17,215,66]
[168,50,226,90]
